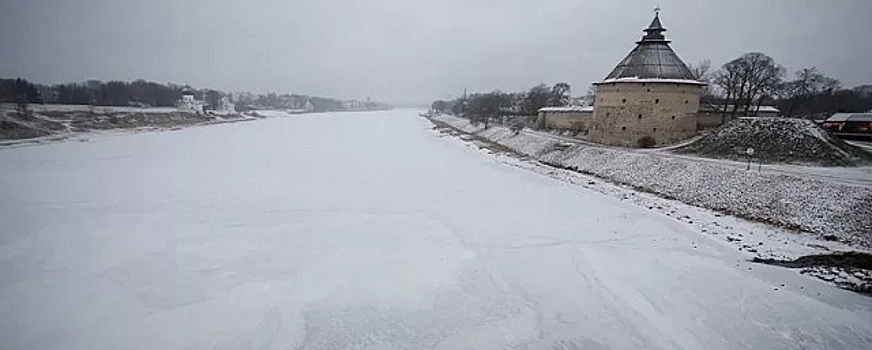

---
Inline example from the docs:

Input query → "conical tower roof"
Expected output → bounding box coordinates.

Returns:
[602,13,699,82]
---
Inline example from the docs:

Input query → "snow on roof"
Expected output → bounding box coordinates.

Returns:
[826,113,872,122]
[827,114,851,122]
[701,104,780,114]
[594,77,707,86]
[538,106,594,113]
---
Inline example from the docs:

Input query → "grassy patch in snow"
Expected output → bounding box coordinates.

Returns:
[753,252,872,270]
[753,252,872,295]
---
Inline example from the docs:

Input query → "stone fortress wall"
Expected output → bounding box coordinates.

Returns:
[589,81,702,147]
[537,107,594,132]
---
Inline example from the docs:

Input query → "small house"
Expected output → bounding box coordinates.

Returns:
[177,94,204,114]
[823,113,872,139]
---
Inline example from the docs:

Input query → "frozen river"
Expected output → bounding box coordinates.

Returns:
[1,110,871,349]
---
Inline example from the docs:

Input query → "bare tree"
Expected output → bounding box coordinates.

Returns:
[522,84,550,115]
[580,85,596,106]
[467,91,511,129]
[430,100,450,113]
[688,59,712,82]
[204,89,224,111]
[713,63,741,117]
[714,53,785,118]
[781,67,841,118]
[549,82,571,107]
[688,59,715,103]
[12,78,38,118]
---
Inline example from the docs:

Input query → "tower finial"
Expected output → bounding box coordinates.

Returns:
[640,9,668,43]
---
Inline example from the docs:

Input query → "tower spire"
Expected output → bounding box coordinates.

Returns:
[604,11,696,81]
[639,9,668,43]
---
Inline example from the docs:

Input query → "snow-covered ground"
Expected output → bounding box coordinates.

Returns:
[434,115,872,248]
[529,128,872,188]
[848,140,872,153]
[1,110,871,349]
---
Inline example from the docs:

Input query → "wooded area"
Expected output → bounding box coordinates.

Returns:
[692,52,872,119]
[0,78,355,113]
[430,82,575,129]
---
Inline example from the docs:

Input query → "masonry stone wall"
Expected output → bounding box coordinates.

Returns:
[540,111,593,132]
[696,111,731,131]
[589,82,702,147]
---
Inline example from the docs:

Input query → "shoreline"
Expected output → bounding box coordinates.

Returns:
[426,114,872,294]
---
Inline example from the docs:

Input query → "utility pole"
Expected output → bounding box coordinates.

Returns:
[745,148,755,170]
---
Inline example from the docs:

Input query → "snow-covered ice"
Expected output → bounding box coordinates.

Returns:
[1,109,871,349]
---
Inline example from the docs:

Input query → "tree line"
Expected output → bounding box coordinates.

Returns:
[691,53,872,119]
[430,82,573,129]
[432,52,871,124]
[0,78,366,113]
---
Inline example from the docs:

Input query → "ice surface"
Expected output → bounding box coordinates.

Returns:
[1,110,871,349]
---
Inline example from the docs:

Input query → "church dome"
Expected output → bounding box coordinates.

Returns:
[602,13,700,83]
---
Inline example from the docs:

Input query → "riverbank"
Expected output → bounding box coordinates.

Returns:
[428,114,872,294]
[431,114,872,247]
[0,104,257,146]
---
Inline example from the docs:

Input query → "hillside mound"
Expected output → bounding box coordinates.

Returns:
[676,118,872,166]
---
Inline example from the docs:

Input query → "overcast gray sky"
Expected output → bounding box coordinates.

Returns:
[1,0,870,105]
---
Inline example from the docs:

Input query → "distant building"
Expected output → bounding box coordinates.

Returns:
[344,100,365,111]
[283,100,314,114]
[823,113,872,138]
[854,85,872,98]
[176,94,204,114]
[696,104,780,130]
[569,96,592,107]
[216,97,236,114]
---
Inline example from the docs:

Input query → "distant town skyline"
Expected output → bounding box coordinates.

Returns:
[2,0,870,105]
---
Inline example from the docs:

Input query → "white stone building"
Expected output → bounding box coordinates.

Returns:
[176,94,204,114]
[217,97,236,114]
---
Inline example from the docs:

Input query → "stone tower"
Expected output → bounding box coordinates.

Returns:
[588,13,705,147]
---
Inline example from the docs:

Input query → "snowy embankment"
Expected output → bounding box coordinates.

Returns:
[0,104,254,145]
[432,115,872,248]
